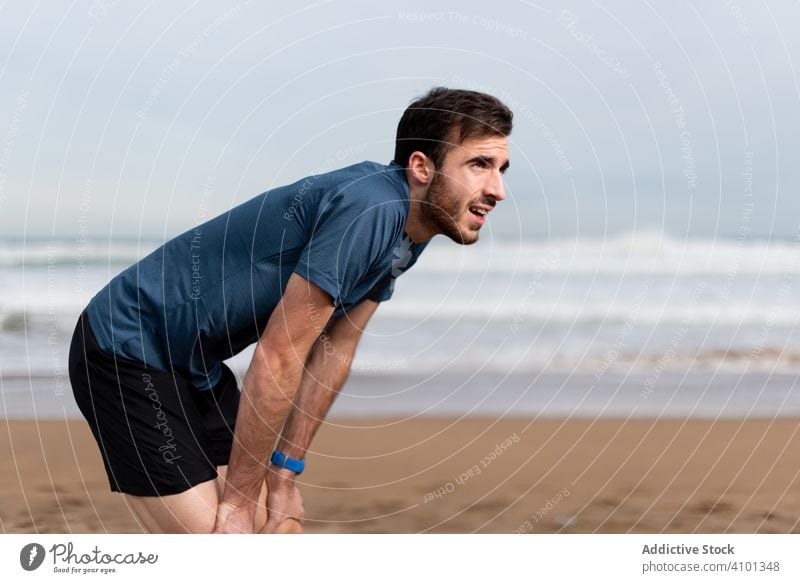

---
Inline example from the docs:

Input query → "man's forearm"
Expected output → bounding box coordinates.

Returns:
[222,354,306,512]
[273,336,355,460]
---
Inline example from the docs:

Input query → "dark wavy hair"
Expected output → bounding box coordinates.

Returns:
[393,87,513,169]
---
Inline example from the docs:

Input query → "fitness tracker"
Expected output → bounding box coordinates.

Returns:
[270,450,305,475]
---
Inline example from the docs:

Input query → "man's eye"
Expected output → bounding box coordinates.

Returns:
[471,160,486,168]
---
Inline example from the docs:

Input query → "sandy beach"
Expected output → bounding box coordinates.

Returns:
[2,416,800,533]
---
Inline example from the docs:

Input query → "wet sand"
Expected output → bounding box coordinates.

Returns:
[2,417,800,533]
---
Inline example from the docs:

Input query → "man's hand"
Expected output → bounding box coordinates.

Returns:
[259,469,305,534]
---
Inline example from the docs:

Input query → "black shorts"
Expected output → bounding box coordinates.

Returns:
[68,309,240,497]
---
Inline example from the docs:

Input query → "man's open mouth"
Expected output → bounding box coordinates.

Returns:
[468,205,489,223]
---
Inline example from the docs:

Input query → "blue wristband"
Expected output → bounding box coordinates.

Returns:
[270,450,305,475]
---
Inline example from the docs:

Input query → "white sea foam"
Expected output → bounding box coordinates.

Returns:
[4,234,800,381]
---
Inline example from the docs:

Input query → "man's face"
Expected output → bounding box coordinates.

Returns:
[422,134,509,245]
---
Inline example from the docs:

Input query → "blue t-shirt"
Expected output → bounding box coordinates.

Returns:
[86,160,428,390]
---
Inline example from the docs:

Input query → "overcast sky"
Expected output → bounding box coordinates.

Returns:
[1,0,798,242]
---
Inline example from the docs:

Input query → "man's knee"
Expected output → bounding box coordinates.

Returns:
[138,505,216,533]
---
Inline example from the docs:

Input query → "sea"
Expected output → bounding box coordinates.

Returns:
[3,232,800,419]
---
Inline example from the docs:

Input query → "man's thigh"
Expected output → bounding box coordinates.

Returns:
[125,475,220,533]
[125,465,268,533]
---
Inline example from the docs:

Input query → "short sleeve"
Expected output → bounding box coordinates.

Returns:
[366,273,395,303]
[294,188,401,305]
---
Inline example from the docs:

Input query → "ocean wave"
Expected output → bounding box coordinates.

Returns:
[376,302,800,326]
[349,345,800,376]
[3,299,799,335]
[0,309,81,335]
[4,233,800,275]
[412,232,800,275]
[0,239,155,267]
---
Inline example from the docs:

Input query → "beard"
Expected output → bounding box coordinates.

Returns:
[422,172,480,245]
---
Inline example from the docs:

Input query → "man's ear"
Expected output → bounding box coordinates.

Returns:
[406,151,435,186]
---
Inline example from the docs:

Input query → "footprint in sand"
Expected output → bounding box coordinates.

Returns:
[694,500,735,515]
[470,499,511,512]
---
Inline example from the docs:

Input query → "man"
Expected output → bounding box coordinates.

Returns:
[68,87,513,533]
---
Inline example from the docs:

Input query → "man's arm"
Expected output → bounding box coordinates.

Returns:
[275,298,379,459]
[261,298,380,532]
[213,272,335,533]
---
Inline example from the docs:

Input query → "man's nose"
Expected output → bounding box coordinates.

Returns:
[486,172,506,202]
